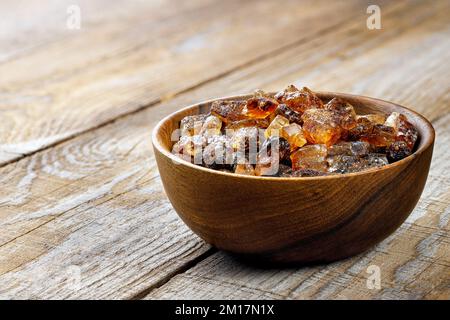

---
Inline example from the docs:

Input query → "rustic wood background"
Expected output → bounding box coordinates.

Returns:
[0,0,449,299]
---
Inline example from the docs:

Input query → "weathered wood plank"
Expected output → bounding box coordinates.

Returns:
[145,214,450,300]
[0,0,196,63]
[0,0,449,299]
[0,0,376,165]
[0,108,212,299]
[150,0,450,123]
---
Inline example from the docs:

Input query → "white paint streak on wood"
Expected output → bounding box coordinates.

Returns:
[0,157,37,206]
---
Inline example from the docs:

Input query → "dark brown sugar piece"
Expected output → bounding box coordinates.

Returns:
[290,144,328,172]
[388,141,412,162]
[273,104,303,124]
[327,153,388,174]
[327,141,371,157]
[361,124,396,148]
[385,112,418,150]
[325,97,357,130]
[301,108,342,146]
[348,117,374,141]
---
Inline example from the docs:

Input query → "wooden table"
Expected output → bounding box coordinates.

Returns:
[0,0,449,300]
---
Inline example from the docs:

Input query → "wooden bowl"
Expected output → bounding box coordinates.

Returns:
[152,92,435,264]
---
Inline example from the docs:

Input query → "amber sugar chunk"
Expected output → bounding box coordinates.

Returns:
[211,100,248,123]
[275,85,323,113]
[301,109,342,146]
[291,144,328,172]
[245,91,279,119]
[356,114,386,125]
[385,112,418,161]
[226,118,269,129]
[325,98,357,130]
[265,115,290,138]
[234,163,256,176]
[361,124,396,147]
[347,117,373,140]
[280,123,307,150]
[385,112,418,149]
[349,115,396,148]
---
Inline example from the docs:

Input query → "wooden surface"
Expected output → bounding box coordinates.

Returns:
[0,0,448,299]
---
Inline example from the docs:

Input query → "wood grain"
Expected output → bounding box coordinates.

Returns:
[147,0,450,123]
[0,0,449,299]
[0,109,213,299]
[0,0,377,165]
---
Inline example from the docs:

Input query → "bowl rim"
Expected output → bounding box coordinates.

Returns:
[152,91,435,181]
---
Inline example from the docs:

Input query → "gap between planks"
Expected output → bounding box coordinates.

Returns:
[130,247,218,300]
